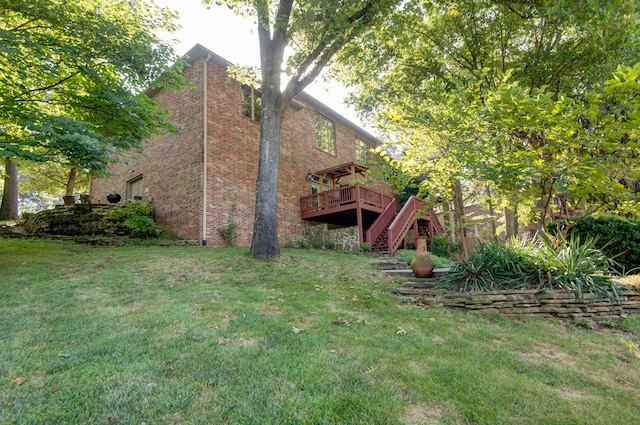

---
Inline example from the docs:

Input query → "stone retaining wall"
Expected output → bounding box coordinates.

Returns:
[394,285,640,320]
[303,224,360,253]
[23,204,119,236]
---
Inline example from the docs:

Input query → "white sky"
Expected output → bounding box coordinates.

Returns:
[154,0,374,133]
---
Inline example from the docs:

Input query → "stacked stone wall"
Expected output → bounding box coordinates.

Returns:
[303,224,360,253]
[394,285,640,320]
[23,204,118,236]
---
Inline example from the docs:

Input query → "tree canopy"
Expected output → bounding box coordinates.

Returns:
[336,0,640,238]
[0,0,186,173]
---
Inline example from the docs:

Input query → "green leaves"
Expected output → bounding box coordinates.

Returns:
[336,0,640,234]
[0,0,186,172]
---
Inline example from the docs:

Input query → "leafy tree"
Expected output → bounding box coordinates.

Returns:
[0,0,186,219]
[203,0,399,259]
[336,0,640,241]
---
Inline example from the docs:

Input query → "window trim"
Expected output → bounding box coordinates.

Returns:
[241,85,261,122]
[314,112,336,156]
[126,175,143,200]
[355,138,370,164]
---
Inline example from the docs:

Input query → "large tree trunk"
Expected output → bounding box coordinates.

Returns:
[503,192,519,240]
[485,185,497,241]
[66,167,77,196]
[504,205,516,240]
[249,92,284,259]
[452,179,469,258]
[0,158,20,221]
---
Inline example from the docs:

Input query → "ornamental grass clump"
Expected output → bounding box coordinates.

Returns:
[436,241,537,292]
[536,235,621,306]
[436,235,621,305]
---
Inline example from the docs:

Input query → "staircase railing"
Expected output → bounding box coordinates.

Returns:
[427,208,445,235]
[387,196,423,255]
[365,197,396,244]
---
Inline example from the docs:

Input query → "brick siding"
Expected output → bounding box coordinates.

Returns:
[91,47,392,247]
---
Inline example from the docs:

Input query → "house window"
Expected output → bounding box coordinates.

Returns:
[242,85,261,121]
[355,138,370,163]
[127,175,143,200]
[314,113,336,155]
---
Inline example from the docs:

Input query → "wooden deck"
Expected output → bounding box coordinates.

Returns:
[300,185,444,255]
[300,185,393,223]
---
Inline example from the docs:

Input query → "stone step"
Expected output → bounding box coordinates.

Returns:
[382,268,450,278]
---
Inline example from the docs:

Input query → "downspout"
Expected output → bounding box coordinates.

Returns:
[202,55,211,246]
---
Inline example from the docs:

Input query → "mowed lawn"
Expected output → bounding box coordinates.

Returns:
[1,238,639,425]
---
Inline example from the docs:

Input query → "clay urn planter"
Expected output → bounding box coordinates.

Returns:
[411,236,434,278]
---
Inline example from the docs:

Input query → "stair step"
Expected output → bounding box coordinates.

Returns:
[381,268,450,278]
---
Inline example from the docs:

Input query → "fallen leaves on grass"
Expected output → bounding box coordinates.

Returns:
[292,327,304,334]
[332,317,350,326]
[12,377,24,385]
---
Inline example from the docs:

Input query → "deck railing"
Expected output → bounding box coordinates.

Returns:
[365,198,396,244]
[300,185,393,218]
[387,196,422,255]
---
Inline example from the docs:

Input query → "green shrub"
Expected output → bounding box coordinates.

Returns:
[549,215,640,273]
[106,200,160,238]
[360,242,372,252]
[217,215,238,247]
[431,234,456,258]
[124,215,161,238]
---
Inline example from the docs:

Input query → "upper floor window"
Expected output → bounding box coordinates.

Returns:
[355,138,370,163]
[314,113,336,155]
[242,85,261,121]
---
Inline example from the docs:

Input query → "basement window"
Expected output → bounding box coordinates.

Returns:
[314,113,336,155]
[242,85,262,121]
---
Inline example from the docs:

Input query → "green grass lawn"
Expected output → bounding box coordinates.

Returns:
[1,238,639,425]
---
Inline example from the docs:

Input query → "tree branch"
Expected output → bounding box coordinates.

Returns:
[282,0,381,102]
[10,18,39,32]
[254,0,273,74]
[15,71,81,99]
[273,0,293,49]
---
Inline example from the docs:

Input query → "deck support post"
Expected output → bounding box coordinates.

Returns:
[355,186,364,246]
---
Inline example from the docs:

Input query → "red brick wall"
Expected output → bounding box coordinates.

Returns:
[92,56,391,247]
[90,61,205,240]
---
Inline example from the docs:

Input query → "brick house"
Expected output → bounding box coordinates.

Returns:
[90,44,441,252]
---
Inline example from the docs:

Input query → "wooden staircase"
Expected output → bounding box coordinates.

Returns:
[370,214,396,252]
[366,196,444,256]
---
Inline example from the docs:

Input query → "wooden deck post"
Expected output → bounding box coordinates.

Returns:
[355,186,363,246]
